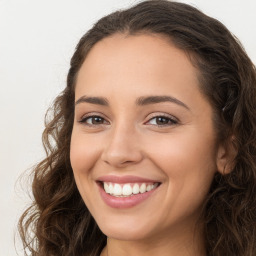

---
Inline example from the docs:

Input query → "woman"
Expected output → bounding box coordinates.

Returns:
[19,1,256,255]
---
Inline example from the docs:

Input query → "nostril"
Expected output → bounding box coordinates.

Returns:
[100,137,143,167]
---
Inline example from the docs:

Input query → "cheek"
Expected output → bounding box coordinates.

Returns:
[70,131,104,209]
[145,130,217,199]
[145,129,217,171]
[70,132,102,175]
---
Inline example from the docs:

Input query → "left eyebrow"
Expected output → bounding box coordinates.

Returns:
[75,95,109,106]
[136,95,190,110]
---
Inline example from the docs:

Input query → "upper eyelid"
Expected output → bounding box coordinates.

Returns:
[145,117,178,126]
[146,112,179,122]
[78,111,108,120]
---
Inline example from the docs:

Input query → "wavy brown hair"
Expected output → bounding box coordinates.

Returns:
[18,1,256,255]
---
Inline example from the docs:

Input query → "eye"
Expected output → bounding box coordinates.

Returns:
[147,115,178,126]
[79,115,109,126]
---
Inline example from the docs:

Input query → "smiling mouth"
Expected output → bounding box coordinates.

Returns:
[98,181,161,197]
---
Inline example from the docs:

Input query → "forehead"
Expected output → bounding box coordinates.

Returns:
[77,33,198,80]
[75,33,203,106]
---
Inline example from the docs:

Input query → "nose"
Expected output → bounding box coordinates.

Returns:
[101,124,143,168]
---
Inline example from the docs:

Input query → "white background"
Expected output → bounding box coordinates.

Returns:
[0,0,255,255]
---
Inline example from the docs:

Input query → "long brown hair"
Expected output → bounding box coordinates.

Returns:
[19,1,256,255]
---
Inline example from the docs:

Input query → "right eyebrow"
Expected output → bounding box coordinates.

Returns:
[75,96,109,106]
[136,95,190,110]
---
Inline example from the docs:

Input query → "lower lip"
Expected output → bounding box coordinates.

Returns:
[98,183,159,209]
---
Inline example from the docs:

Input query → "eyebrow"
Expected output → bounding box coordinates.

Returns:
[136,95,190,110]
[75,95,189,110]
[75,96,109,106]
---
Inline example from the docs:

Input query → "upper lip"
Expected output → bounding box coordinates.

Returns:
[97,175,160,184]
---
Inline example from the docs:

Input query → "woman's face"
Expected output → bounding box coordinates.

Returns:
[70,34,222,241]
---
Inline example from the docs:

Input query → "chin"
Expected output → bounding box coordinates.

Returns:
[101,227,151,241]
[95,216,156,241]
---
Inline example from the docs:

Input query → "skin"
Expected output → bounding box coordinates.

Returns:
[70,33,228,256]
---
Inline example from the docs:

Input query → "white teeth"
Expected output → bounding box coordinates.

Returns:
[122,184,133,196]
[108,183,114,194]
[104,183,110,193]
[139,183,146,193]
[103,182,158,197]
[146,184,152,192]
[132,183,140,194]
[113,184,122,196]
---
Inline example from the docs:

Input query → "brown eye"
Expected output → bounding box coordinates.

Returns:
[156,117,170,125]
[147,115,178,126]
[79,115,108,125]
[90,116,104,124]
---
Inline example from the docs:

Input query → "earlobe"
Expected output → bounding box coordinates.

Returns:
[216,136,237,175]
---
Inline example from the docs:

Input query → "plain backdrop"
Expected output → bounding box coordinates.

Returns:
[0,0,255,255]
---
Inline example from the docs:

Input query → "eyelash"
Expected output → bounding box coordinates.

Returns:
[78,115,109,126]
[78,113,178,127]
[146,114,178,126]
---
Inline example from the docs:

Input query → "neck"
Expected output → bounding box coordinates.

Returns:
[101,222,206,256]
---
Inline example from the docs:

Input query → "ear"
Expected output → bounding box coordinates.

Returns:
[216,136,237,175]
